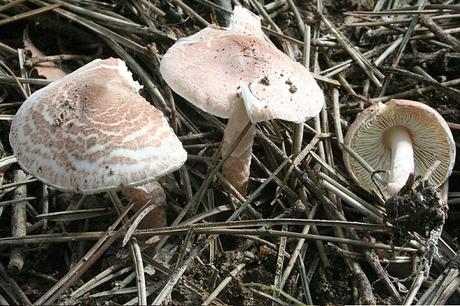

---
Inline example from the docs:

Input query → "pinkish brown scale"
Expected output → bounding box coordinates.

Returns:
[23,124,33,136]
[105,156,139,165]
[84,147,116,163]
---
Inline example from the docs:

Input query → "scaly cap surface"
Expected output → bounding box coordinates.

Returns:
[10,58,187,193]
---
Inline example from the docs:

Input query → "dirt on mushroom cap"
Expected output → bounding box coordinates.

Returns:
[160,27,324,122]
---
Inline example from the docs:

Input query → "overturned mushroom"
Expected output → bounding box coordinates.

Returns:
[160,6,324,195]
[10,57,187,226]
[343,99,456,196]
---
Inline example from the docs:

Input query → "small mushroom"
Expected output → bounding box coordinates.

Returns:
[160,7,324,195]
[343,99,456,196]
[10,58,187,226]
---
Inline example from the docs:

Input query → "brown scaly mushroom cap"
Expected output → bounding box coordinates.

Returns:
[343,99,456,194]
[10,58,187,194]
[160,7,324,123]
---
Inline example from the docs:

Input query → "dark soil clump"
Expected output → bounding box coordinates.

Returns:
[386,185,446,240]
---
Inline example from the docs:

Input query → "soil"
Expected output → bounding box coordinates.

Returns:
[386,185,446,240]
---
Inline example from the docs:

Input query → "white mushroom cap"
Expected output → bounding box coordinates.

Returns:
[228,6,265,37]
[10,58,187,194]
[160,9,324,123]
[343,99,456,192]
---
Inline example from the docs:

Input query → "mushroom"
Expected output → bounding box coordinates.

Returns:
[160,6,324,195]
[10,57,187,226]
[343,99,456,196]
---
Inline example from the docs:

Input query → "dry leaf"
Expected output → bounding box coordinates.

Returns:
[23,27,67,80]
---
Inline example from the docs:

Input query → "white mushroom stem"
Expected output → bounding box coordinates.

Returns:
[220,9,262,194]
[221,98,256,196]
[386,127,415,195]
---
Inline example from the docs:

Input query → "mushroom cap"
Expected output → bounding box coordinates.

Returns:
[228,6,265,37]
[10,58,187,194]
[160,20,324,123]
[343,99,456,192]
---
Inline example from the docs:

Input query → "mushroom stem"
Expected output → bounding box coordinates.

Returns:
[387,127,415,195]
[221,99,256,196]
[121,181,167,228]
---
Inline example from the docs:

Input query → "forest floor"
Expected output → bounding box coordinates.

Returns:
[0,0,459,305]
